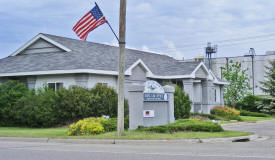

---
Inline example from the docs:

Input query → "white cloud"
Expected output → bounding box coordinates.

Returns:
[1,0,275,59]
[162,40,184,60]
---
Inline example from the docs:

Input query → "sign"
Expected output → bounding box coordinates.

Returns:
[143,110,154,117]
[144,80,164,93]
[143,80,168,102]
[144,93,168,101]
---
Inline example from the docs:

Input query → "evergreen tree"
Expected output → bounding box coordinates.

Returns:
[261,60,275,96]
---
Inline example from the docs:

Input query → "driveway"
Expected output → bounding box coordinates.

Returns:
[0,120,275,160]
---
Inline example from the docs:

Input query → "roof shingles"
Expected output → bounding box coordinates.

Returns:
[0,33,200,76]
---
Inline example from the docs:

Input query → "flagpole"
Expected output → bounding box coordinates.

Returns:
[106,21,120,43]
[95,2,120,43]
[117,0,126,136]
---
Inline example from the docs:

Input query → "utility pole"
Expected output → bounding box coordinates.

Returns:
[117,0,126,136]
[245,48,255,95]
[249,48,255,95]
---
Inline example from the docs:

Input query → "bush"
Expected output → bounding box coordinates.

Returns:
[53,86,95,125]
[90,84,129,118]
[240,110,270,117]
[101,117,129,132]
[256,96,275,115]
[67,117,106,136]
[0,81,29,126]
[236,94,260,112]
[137,120,223,133]
[68,117,129,136]
[15,87,58,127]
[174,86,192,119]
[210,106,241,121]
[0,81,129,128]
[190,113,216,120]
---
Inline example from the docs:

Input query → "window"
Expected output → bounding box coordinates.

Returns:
[48,82,64,91]
[48,83,55,90]
[97,83,108,86]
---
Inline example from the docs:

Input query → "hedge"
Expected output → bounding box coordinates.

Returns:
[0,81,129,128]
[0,81,29,126]
[240,110,270,117]
[137,120,223,133]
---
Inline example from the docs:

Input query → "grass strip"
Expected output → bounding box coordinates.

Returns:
[0,127,251,140]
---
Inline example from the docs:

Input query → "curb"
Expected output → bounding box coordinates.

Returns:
[0,134,261,145]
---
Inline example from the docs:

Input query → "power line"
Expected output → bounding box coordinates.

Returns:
[149,37,275,53]
[146,33,275,51]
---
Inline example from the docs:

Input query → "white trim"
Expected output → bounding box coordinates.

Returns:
[0,69,118,77]
[47,82,64,91]
[149,75,193,79]
[125,59,153,77]
[209,70,229,85]
[213,80,228,85]
[10,34,72,56]
[190,62,213,79]
[193,80,201,83]
[0,61,215,80]
[0,69,193,79]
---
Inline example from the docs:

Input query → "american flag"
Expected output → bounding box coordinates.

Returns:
[73,3,107,40]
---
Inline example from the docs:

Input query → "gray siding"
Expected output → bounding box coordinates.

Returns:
[195,67,208,79]
[74,74,89,88]
[20,38,64,55]
[126,64,147,82]
[125,64,148,99]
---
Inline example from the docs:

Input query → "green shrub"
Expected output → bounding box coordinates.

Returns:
[236,94,260,112]
[90,84,129,118]
[68,117,129,136]
[0,81,129,128]
[240,110,270,117]
[256,96,275,115]
[15,87,58,127]
[174,86,192,119]
[101,117,129,132]
[53,86,95,125]
[211,106,241,121]
[190,113,216,120]
[137,120,223,133]
[67,117,106,136]
[0,81,29,126]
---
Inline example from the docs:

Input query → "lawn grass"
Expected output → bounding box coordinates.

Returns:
[240,116,275,123]
[220,115,275,124]
[0,127,251,140]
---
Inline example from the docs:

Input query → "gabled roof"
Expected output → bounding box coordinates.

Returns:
[10,34,71,56]
[0,33,208,79]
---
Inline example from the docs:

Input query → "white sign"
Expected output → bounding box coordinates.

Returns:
[144,80,164,93]
[143,110,154,118]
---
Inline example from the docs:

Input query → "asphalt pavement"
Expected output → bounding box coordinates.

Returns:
[0,120,275,160]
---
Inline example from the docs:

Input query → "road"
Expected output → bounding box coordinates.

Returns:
[0,120,275,160]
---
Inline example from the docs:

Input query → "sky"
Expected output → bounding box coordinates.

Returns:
[1,0,275,60]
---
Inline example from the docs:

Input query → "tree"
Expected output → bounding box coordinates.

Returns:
[174,85,192,119]
[261,60,275,96]
[221,60,251,107]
